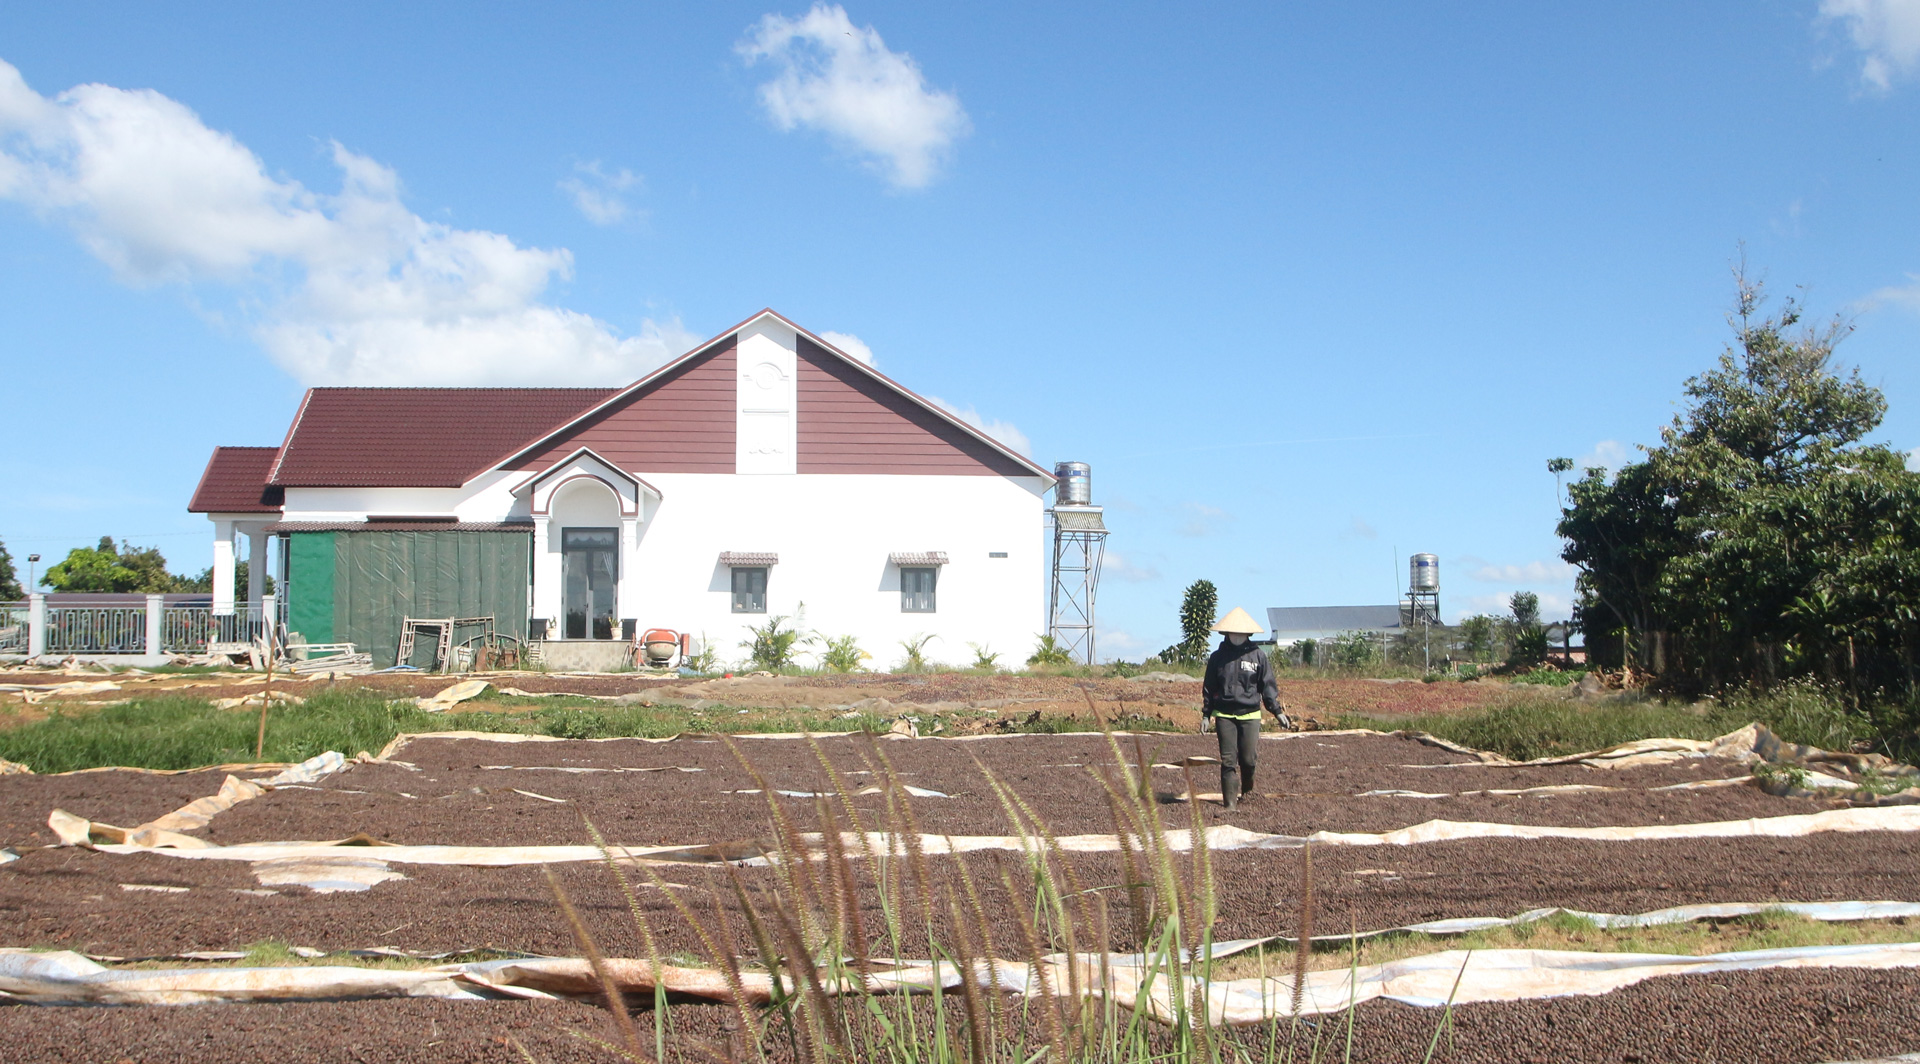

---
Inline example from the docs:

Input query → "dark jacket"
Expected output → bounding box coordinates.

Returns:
[1203,638,1279,716]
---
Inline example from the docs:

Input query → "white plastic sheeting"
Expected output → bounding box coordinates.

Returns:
[58,803,1920,874]
[6,941,1920,1019]
[46,751,350,849]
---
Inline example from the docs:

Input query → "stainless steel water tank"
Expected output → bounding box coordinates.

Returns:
[1410,553,1440,592]
[1055,461,1092,506]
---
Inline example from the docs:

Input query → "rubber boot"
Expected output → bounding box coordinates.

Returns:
[1240,767,1255,798]
[1221,768,1238,810]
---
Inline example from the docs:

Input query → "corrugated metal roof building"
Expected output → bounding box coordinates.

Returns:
[1265,605,1403,646]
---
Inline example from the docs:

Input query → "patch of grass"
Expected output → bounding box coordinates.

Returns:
[1337,695,1728,761]
[1338,683,1897,763]
[0,689,473,772]
[1509,668,1584,687]
[241,940,299,966]
[0,686,912,771]
[1210,910,1920,980]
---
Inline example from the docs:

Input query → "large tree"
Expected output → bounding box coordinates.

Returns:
[1558,274,1920,695]
[0,540,21,601]
[40,537,186,594]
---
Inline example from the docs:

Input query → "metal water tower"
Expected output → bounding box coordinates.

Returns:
[1404,553,1441,626]
[1047,461,1108,665]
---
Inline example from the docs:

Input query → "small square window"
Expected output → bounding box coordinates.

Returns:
[901,566,937,613]
[732,567,768,613]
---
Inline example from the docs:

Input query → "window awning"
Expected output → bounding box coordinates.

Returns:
[719,552,778,567]
[889,552,949,567]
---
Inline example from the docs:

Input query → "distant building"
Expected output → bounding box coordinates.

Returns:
[1264,605,1404,647]
[188,309,1054,668]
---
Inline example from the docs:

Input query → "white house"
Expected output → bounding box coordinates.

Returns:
[189,310,1055,669]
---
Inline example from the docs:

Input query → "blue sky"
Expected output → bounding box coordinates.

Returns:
[3,2,1918,659]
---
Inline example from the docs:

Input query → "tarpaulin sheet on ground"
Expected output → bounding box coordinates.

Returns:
[7,940,1920,1020]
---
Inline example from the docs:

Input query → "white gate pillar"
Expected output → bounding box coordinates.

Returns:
[27,594,46,659]
[145,594,164,657]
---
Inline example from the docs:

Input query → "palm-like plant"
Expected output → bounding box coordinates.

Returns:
[739,614,813,671]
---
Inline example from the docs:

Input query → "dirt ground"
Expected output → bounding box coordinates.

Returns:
[4,712,1917,1061]
[0,732,1892,961]
[0,968,1915,1063]
[0,665,1532,730]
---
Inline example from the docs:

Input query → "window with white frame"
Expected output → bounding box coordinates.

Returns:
[901,566,937,613]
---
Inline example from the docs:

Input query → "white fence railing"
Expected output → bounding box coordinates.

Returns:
[162,606,264,652]
[0,604,27,653]
[42,605,148,654]
[2,597,272,657]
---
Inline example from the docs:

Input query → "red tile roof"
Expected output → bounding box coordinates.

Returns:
[187,447,285,513]
[269,388,617,487]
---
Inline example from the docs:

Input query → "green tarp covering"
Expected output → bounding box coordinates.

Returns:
[286,532,336,645]
[285,530,529,668]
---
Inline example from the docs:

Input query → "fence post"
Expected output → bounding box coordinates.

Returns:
[262,594,277,648]
[27,594,46,659]
[146,594,164,658]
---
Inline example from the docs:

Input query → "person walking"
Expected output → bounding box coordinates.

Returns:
[1202,607,1290,810]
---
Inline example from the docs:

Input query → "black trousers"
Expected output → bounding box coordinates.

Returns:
[1214,715,1259,796]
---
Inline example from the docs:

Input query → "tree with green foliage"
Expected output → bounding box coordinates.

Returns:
[40,537,183,593]
[1558,272,1920,700]
[1323,629,1380,668]
[1506,591,1549,669]
[174,562,273,596]
[0,540,21,601]
[1458,614,1496,662]
[1159,579,1218,664]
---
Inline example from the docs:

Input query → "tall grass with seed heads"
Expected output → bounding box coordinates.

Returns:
[533,719,1463,1063]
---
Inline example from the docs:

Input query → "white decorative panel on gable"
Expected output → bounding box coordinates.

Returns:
[736,318,798,475]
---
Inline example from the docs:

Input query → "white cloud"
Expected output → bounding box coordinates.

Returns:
[926,395,1030,455]
[1095,628,1149,663]
[1176,502,1234,538]
[1907,446,1919,470]
[1465,559,1576,584]
[1103,551,1161,583]
[0,61,698,386]
[1341,516,1378,540]
[1577,439,1629,477]
[1821,0,1920,90]
[558,161,641,226]
[818,329,874,365]
[737,3,970,188]
[1455,591,1573,622]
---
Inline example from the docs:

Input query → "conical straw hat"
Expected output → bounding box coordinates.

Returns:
[1210,607,1264,634]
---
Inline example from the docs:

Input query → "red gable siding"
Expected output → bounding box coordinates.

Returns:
[508,335,737,474]
[796,336,1034,476]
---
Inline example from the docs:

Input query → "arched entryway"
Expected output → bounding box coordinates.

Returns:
[550,477,622,640]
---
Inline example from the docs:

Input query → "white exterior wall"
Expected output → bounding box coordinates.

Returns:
[281,472,1049,670]
[278,470,527,524]
[623,472,1047,670]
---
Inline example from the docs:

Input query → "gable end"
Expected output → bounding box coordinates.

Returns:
[795,336,1034,477]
